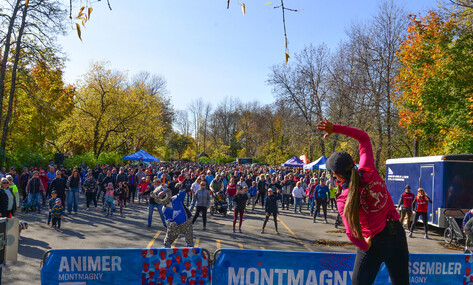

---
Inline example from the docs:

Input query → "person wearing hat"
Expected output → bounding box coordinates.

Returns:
[156,186,193,247]
[317,119,408,285]
[261,186,281,234]
[51,198,65,230]
[398,185,415,229]
[47,191,58,225]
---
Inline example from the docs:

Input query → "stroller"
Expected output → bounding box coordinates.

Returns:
[210,191,228,217]
[444,209,466,246]
[23,198,38,213]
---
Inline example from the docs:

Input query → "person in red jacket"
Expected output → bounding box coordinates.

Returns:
[318,119,408,285]
[398,185,415,229]
[408,188,432,239]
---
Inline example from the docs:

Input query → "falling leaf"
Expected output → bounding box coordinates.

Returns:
[75,23,82,41]
[285,52,290,64]
[265,2,272,5]
[241,3,245,15]
[88,7,93,19]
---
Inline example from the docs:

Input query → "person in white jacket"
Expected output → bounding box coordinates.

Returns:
[292,182,306,213]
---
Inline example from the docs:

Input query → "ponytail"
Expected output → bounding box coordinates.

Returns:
[343,167,363,240]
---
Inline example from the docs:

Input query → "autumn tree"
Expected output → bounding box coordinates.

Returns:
[58,62,171,158]
[394,11,473,154]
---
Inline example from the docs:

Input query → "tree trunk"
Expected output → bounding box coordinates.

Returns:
[0,1,28,163]
[0,0,21,134]
[413,137,419,157]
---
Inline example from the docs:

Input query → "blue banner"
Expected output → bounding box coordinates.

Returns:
[212,249,473,285]
[41,248,211,285]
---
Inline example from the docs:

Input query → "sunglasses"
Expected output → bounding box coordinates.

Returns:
[2,182,9,184]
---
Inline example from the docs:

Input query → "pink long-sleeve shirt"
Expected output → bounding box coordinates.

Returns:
[334,124,400,251]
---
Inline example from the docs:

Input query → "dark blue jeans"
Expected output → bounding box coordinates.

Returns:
[148,203,166,227]
[352,220,409,285]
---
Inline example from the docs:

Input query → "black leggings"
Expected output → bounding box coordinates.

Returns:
[52,217,62,229]
[314,198,328,221]
[262,212,278,231]
[410,211,428,235]
[352,221,409,285]
[256,192,266,206]
[192,206,207,227]
[86,192,97,208]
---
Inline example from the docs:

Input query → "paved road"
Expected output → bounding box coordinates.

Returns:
[3,197,460,284]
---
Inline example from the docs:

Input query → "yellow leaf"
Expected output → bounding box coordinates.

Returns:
[241,3,245,15]
[88,7,93,19]
[25,0,29,6]
[79,6,85,13]
[285,52,290,64]
[265,2,272,5]
[75,23,82,41]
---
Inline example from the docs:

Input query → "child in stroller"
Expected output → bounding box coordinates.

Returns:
[210,190,228,216]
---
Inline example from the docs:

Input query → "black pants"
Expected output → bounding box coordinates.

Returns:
[352,221,409,285]
[329,198,336,210]
[52,217,62,229]
[410,211,428,235]
[262,212,278,231]
[314,198,328,221]
[96,186,105,204]
[192,206,207,228]
[256,192,265,206]
[282,194,291,210]
[86,192,97,208]
[129,184,136,203]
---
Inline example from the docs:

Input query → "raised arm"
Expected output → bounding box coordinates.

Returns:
[317,119,375,171]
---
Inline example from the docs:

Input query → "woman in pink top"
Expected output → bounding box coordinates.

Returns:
[318,119,408,285]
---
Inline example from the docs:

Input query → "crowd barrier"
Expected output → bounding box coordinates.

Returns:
[40,248,211,285]
[41,248,473,285]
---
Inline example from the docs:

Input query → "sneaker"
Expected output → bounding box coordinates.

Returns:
[261,229,264,234]
[424,234,429,239]
[147,225,151,229]
[86,208,90,211]
[202,227,206,230]
[324,219,328,224]
[465,249,471,254]
[233,229,236,233]
[239,229,242,233]
[276,231,280,235]
[408,232,413,238]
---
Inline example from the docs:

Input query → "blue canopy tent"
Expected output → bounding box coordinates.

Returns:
[303,155,327,170]
[123,149,160,162]
[281,156,305,167]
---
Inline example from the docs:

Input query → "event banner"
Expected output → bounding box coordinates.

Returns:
[212,249,473,285]
[41,248,211,285]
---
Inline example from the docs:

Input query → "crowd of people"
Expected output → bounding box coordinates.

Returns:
[0,156,346,235]
[1,119,466,284]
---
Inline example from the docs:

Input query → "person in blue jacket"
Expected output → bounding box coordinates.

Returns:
[463,209,473,253]
[313,178,330,223]
[156,187,194,248]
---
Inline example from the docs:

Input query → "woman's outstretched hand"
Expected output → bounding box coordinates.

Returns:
[317,118,334,139]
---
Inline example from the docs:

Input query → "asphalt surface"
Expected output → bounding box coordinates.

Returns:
[3,196,460,284]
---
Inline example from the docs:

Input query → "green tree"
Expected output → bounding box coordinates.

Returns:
[168,133,193,160]
[394,11,473,155]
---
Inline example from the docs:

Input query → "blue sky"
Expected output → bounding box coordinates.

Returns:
[58,0,437,110]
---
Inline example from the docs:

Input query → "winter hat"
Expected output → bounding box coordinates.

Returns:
[326,151,355,176]
[55,198,61,203]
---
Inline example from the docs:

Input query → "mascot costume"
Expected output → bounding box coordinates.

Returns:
[156,187,194,248]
